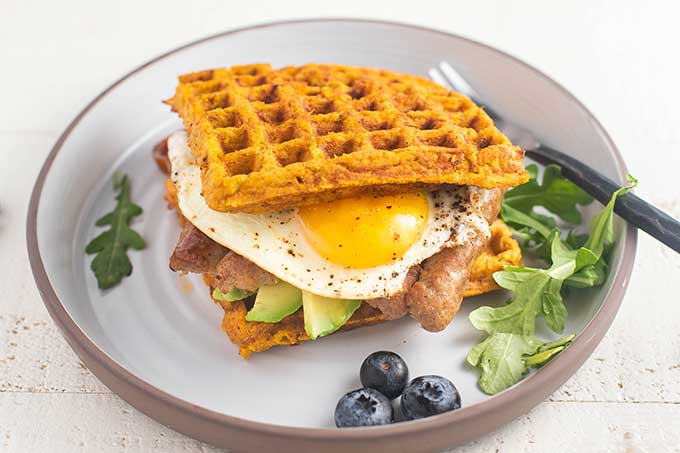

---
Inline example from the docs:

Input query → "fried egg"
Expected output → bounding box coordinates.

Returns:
[168,131,491,299]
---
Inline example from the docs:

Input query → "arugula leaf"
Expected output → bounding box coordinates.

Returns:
[500,205,556,260]
[503,164,593,224]
[542,278,566,333]
[467,333,542,394]
[538,334,577,352]
[467,169,637,395]
[501,204,553,240]
[524,334,576,367]
[584,174,638,256]
[565,230,588,249]
[564,260,607,288]
[85,174,145,289]
[501,165,594,259]
[471,267,548,336]
[467,332,576,393]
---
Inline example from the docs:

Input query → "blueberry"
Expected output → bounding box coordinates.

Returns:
[360,351,409,399]
[334,388,394,427]
[401,375,461,420]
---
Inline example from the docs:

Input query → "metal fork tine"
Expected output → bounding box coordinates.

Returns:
[427,68,452,90]
[437,61,477,100]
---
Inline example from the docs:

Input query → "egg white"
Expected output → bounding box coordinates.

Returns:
[168,130,491,299]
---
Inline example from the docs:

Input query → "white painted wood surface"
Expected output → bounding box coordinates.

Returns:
[1,0,679,451]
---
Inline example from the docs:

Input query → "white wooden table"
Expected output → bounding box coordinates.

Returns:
[2,1,679,451]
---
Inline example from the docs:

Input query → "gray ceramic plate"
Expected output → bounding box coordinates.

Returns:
[27,19,636,453]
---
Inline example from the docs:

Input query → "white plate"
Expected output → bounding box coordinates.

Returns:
[28,19,636,452]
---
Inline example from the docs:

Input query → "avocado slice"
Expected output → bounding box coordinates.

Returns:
[212,287,254,302]
[302,292,362,340]
[245,282,303,322]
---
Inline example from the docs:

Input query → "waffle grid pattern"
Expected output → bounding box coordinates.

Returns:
[168,64,526,212]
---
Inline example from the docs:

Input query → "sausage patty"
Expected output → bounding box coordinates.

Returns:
[364,188,503,331]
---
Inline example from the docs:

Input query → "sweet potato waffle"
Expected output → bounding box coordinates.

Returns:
[167,64,527,213]
[208,220,521,358]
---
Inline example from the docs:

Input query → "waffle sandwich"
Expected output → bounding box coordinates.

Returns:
[158,64,526,358]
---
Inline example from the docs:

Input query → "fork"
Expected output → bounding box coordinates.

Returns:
[429,61,680,254]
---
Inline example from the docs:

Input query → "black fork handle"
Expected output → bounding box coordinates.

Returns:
[525,145,680,254]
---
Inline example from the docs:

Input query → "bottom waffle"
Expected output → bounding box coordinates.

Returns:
[205,220,520,358]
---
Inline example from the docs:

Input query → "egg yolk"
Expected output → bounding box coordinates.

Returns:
[297,192,429,268]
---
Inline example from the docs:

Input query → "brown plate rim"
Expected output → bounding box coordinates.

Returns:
[26,18,637,451]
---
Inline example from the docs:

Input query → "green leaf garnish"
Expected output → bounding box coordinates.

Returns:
[564,259,607,288]
[501,204,554,240]
[503,164,594,224]
[85,174,145,289]
[468,168,637,395]
[467,333,542,394]
[583,174,638,256]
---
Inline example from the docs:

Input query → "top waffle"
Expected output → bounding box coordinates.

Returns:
[167,64,527,213]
